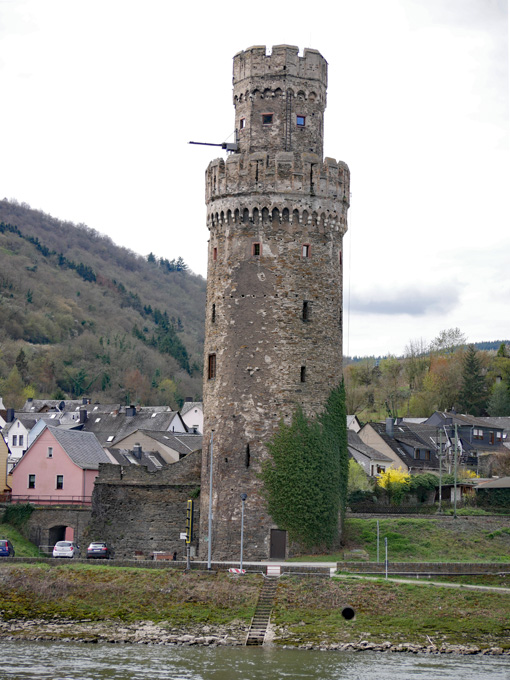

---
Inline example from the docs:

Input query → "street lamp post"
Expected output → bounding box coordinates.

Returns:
[240,493,247,572]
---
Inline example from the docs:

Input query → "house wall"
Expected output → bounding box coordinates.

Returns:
[0,438,10,492]
[358,425,408,472]
[181,407,203,434]
[11,429,88,501]
[6,419,30,461]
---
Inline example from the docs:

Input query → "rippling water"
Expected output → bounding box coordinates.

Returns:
[0,641,508,680]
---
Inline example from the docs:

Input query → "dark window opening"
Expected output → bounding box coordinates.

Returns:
[245,444,250,468]
[213,247,217,261]
[302,300,310,321]
[339,250,342,265]
[211,304,216,323]
[262,113,273,125]
[208,354,216,379]
[297,115,305,127]
[239,118,246,129]
[56,475,64,490]
[28,474,35,489]
[300,366,306,382]
[252,242,261,256]
[302,244,311,258]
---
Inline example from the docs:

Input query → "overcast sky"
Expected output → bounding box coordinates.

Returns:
[1,0,508,357]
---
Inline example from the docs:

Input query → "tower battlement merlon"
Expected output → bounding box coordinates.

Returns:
[205,153,350,205]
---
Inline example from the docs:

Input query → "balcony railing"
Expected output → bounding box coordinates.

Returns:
[7,495,92,506]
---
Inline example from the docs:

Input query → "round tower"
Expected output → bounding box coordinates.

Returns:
[200,45,350,561]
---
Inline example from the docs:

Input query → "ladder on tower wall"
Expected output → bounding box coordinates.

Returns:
[245,576,279,646]
[285,90,292,152]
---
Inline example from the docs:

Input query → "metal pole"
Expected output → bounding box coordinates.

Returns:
[240,493,247,572]
[385,537,388,580]
[454,424,458,519]
[438,429,443,513]
[377,520,380,563]
[207,431,214,570]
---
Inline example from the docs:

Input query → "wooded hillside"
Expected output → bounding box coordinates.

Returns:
[0,199,206,408]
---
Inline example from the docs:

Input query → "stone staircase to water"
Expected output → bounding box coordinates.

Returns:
[245,576,279,646]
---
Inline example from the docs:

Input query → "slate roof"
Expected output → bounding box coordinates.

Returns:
[476,476,510,489]
[106,448,168,471]
[368,421,439,470]
[46,426,111,469]
[137,431,203,455]
[79,410,185,446]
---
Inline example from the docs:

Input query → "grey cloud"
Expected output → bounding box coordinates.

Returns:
[348,285,460,316]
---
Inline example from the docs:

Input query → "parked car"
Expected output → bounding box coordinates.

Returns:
[53,541,79,558]
[86,542,114,559]
[0,539,15,557]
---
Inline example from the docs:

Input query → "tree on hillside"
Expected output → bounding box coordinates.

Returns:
[430,327,466,355]
[487,382,510,417]
[458,345,487,416]
[261,383,348,552]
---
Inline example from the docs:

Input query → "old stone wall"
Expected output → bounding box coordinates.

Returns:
[200,45,349,561]
[88,452,201,560]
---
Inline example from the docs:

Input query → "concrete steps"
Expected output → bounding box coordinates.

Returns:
[245,576,279,646]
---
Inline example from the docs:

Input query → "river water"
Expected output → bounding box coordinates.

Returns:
[0,641,508,680]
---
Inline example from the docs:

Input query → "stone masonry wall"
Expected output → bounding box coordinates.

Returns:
[200,46,349,561]
[88,452,201,560]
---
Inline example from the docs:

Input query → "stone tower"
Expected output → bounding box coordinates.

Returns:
[200,45,350,560]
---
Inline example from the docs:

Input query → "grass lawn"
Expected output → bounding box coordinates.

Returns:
[288,516,510,563]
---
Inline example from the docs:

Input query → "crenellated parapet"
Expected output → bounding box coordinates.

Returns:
[206,152,350,206]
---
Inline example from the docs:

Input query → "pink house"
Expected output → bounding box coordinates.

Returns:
[10,426,111,505]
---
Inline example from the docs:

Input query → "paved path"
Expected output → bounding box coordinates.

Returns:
[332,571,510,594]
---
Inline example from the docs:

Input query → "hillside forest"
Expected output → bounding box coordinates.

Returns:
[1,200,509,419]
[344,330,510,421]
[0,199,206,409]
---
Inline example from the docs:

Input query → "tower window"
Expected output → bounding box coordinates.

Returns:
[296,115,306,127]
[240,118,246,129]
[252,242,261,256]
[262,113,273,125]
[211,304,216,323]
[302,244,311,258]
[302,300,310,321]
[213,247,218,261]
[208,354,217,379]
[300,366,306,383]
[245,444,250,468]
[339,250,342,265]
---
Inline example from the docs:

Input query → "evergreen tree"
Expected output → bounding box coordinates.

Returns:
[487,382,510,417]
[458,345,487,416]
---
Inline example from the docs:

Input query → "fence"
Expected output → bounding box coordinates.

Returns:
[8,495,92,506]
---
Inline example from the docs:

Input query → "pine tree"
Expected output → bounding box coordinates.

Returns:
[458,345,487,416]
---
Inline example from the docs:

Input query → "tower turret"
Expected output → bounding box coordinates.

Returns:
[200,45,349,561]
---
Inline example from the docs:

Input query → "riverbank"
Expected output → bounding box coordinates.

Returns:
[0,618,508,656]
[0,563,508,655]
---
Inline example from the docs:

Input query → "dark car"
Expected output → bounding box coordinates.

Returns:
[0,539,15,557]
[86,542,114,559]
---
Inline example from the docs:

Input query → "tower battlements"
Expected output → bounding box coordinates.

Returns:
[233,45,327,89]
[206,152,350,205]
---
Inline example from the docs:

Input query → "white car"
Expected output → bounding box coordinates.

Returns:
[52,541,78,558]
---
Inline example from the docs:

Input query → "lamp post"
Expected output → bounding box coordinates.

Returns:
[240,493,247,572]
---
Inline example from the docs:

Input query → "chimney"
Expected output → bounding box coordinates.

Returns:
[6,408,15,423]
[133,443,142,460]
[82,397,91,405]
[126,405,137,417]
[385,418,394,438]
[79,407,88,424]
